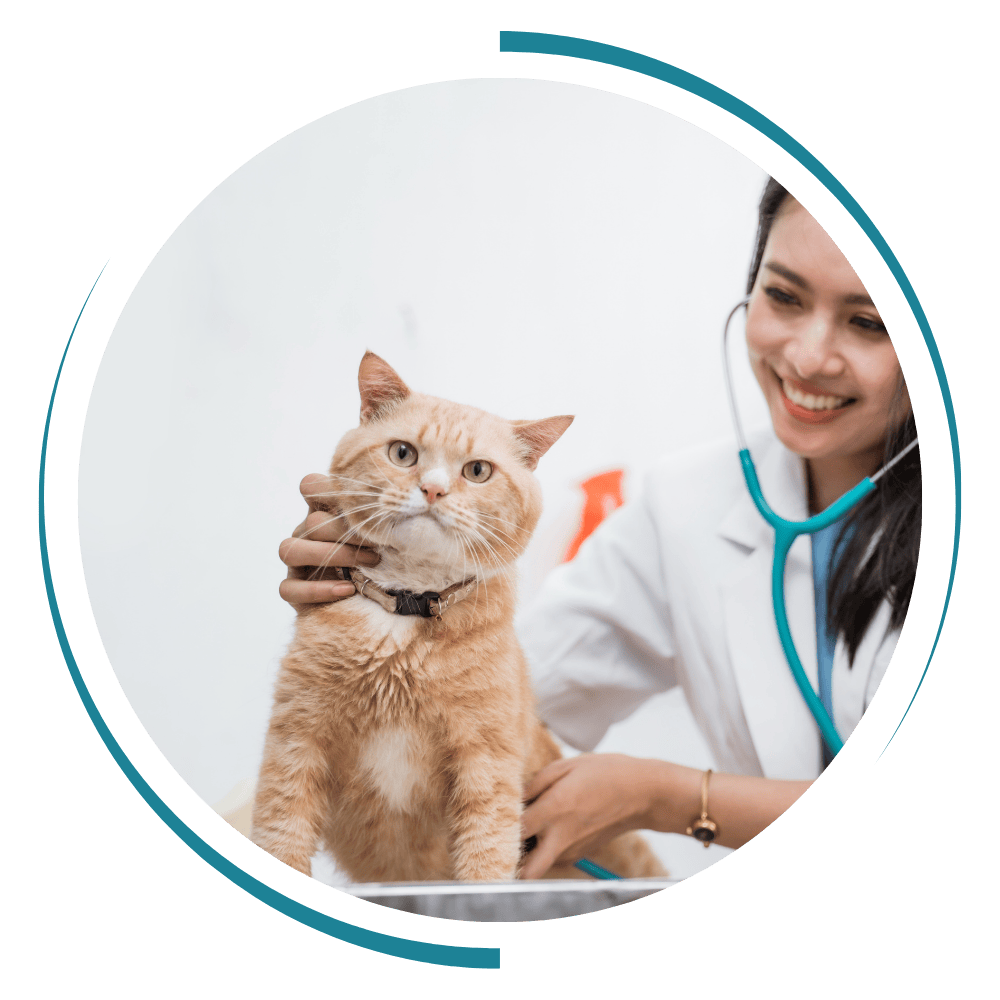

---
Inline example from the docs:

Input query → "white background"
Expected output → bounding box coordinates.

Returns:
[77,77,765,880]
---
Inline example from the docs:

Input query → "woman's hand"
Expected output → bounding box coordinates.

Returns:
[278,473,380,605]
[519,753,671,880]
[519,752,813,879]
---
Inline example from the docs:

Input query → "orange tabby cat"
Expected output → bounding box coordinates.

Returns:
[250,352,664,882]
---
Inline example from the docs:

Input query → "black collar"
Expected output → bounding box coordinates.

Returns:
[336,567,477,619]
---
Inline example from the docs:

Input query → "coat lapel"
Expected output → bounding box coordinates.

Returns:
[717,437,824,779]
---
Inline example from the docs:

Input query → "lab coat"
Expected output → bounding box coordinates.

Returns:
[518,431,897,781]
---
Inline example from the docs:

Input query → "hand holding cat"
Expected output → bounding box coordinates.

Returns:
[277,473,381,605]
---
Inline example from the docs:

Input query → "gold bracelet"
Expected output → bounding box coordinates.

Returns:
[685,768,719,848]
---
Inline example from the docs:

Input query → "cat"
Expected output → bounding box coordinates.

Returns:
[250,351,665,883]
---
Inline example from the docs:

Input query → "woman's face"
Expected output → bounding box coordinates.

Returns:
[745,198,907,473]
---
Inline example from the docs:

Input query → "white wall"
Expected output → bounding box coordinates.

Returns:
[79,78,767,876]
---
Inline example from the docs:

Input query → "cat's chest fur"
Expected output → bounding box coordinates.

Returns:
[296,596,434,715]
[297,596,495,818]
[294,588,509,722]
[355,723,434,812]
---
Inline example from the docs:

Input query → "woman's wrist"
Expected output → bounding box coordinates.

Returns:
[637,758,704,836]
[636,758,812,849]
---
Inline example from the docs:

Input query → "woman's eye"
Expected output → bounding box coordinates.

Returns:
[388,441,418,467]
[764,286,798,306]
[851,314,887,334]
[462,460,493,483]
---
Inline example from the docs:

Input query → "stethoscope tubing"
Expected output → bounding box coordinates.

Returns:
[739,450,874,755]
[723,299,916,758]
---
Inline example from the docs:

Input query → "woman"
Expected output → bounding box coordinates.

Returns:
[277,179,921,879]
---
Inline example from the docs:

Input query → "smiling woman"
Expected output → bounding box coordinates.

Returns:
[747,194,911,499]
[510,179,920,876]
[746,180,920,668]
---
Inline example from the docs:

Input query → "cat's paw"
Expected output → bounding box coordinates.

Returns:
[453,854,519,883]
[251,830,314,877]
[272,854,312,878]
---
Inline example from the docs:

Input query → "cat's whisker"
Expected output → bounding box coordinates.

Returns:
[333,472,384,489]
[302,489,383,501]
[451,532,478,612]
[306,536,347,581]
[469,535,501,617]
[295,503,388,554]
[460,533,489,617]
[303,513,389,580]
[341,501,390,516]
[292,514,340,542]
[344,516,394,565]
[466,536,490,615]
[459,531,471,604]
[310,471,384,491]
[462,527,518,612]
[470,524,525,566]
[468,519,521,562]
[475,508,529,534]
[304,506,392,577]
[302,479,380,500]
[363,448,402,493]
[336,507,394,548]
[452,511,522,570]
[287,511,388,570]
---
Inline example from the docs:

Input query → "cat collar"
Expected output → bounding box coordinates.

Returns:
[337,567,477,619]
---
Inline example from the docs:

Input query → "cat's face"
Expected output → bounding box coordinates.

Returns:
[317,353,572,584]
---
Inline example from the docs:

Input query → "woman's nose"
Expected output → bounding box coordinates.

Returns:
[784,314,845,380]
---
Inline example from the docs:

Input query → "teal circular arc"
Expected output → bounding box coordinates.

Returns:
[39,33,959,971]
[499,30,959,755]
[40,275,500,969]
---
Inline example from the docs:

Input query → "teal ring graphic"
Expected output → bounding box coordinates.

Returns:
[39,32,959,970]
[40,273,499,968]
[499,31,959,755]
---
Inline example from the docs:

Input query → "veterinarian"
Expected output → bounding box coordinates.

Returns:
[277,179,920,879]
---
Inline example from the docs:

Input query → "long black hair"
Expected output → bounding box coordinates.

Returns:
[747,178,921,664]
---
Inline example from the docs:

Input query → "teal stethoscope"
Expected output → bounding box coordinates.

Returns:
[722,299,919,758]
[572,302,915,879]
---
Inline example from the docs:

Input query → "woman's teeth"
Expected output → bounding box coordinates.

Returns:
[781,378,852,411]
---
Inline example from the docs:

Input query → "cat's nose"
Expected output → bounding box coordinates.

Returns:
[421,482,448,504]
[420,467,450,504]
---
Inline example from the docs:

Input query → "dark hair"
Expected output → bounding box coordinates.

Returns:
[748,178,921,663]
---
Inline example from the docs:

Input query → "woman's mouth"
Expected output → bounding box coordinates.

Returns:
[779,376,856,424]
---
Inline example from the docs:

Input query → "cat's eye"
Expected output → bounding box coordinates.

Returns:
[463,460,493,483]
[388,441,418,467]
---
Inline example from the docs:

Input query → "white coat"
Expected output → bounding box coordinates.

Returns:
[518,431,897,781]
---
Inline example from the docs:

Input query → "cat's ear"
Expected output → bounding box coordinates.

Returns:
[511,415,574,470]
[358,351,411,423]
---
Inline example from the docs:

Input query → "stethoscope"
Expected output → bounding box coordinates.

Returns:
[722,299,919,757]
